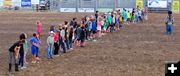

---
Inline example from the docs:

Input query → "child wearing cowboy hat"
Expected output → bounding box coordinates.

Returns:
[47,31,54,59]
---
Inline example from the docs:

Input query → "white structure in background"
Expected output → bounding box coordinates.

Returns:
[148,0,168,8]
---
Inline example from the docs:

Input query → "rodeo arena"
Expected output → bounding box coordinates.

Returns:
[0,0,180,76]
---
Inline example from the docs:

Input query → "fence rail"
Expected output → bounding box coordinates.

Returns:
[0,0,176,13]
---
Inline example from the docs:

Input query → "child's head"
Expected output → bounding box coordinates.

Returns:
[19,33,26,40]
[36,20,41,24]
[33,33,37,37]
[73,18,77,21]
[96,11,99,13]
[49,31,54,37]
[64,21,68,25]
[168,11,172,15]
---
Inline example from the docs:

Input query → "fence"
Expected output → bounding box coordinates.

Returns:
[0,0,178,13]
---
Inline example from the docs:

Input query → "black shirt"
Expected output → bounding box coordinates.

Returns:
[9,41,21,52]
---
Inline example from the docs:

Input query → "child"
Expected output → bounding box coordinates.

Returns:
[165,11,174,35]
[54,30,60,56]
[91,19,97,40]
[36,21,42,36]
[47,31,54,59]
[18,33,26,69]
[119,14,124,28]
[111,13,116,32]
[138,9,143,22]
[59,24,67,53]
[75,24,82,46]
[8,38,25,72]
[36,34,41,62]
[95,11,99,24]
[69,26,74,50]
[131,8,136,23]
[70,18,77,28]
[86,17,92,40]
[24,33,28,65]
[122,9,127,22]
[102,15,107,35]
[97,18,102,37]
[107,13,112,32]
[144,6,148,20]
[29,33,39,63]
[127,11,131,25]
[80,26,86,47]
[64,21,70,50]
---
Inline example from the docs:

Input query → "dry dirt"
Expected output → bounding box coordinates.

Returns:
[0,12,180,76]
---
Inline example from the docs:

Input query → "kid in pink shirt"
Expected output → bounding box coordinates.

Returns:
[36,21,42,36]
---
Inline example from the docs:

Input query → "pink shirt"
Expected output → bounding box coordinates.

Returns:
[97,21,102,30]
[37,22,42,34]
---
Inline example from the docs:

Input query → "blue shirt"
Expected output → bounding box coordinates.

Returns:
[91,21,97,31]
[29,37,38,48]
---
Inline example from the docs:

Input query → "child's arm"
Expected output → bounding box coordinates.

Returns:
[14,46,20,59]
[32,42,39,48]
[47,37,50,46]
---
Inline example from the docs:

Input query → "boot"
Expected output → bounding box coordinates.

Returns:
[8,63,12,72]
[15,63,19,72]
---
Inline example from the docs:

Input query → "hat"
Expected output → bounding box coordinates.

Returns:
[49,31,54,34]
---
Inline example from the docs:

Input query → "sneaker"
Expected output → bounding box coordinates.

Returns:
[31,61,36,64]
[36,57,41,60]
[20,66,27,69]
[93,39,97,42]
[54,55,60,57]
[70,48,73,50]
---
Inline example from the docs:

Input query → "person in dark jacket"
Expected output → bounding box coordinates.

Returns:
[8,35,25,72]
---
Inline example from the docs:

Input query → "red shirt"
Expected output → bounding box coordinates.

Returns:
[54,32,59,42]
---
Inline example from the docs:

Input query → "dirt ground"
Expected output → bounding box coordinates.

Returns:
[0,12,180,76]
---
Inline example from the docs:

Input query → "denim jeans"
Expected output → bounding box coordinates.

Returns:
[166,24,173,35]
[47,43,53,58]
[65,40,70,50]
[18,52,24,67]
[69,39,73,48]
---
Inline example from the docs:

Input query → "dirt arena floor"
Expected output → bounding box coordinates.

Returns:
[0,12,180,76]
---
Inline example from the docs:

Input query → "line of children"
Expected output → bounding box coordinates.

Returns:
[8,8,148,72]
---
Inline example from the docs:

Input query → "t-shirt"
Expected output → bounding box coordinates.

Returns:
[54,32,59,42]
[76,27,82,39]
[24,39,28,52]
[30,37,38,48]
[165,16,174,25]
[60,30,65,39]
[47,36,54,44]
[37,23,42,34]
[9,41,21,52]
[91,21,97,31]
[80,27,86,38]
[127,12,131,19]
[86,21,91,31]
[107,15,112,24]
